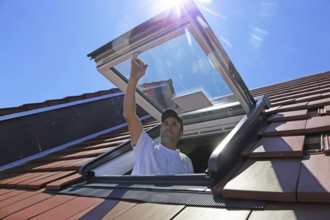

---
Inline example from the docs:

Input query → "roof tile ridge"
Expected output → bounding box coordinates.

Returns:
[0,88,120,116]
[250,71,330,94]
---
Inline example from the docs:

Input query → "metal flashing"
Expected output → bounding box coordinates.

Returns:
[0,92,123,122]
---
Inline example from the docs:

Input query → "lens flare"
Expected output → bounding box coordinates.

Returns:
[164,0,188,8]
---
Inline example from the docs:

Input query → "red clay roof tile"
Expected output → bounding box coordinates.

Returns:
[222,159,301,202]
[277,102,308,112]
[268,109,308,122]
[1,71,330,217]
[0,189,13,196]
[249,203,330,219]
[0,88,120,116]
[308,97,330,109]
[0,173,42,187]
[263,120,307,136]
[296,93,323,102]
[3,194,76,220]
[246,136,304,158]
[305,115,330,133]
[0,192,51,219]
[14,172,64,189]
[18,171,77,189]
[30,196,104,220]
[113,203,184,220]
[174,206,251,219]
[271,99,295,107]
[0,190,42,210]
[322,91,330,98]
[66,200,136,220]
[45,173,82,190]
[0,190,26,204]
[297,154,330,202]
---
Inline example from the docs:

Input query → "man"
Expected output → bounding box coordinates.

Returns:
[123,57,194,175]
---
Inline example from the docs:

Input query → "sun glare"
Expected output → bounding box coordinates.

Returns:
[160,0,213,11]
[196,0,213,3]
[164,0,188,8]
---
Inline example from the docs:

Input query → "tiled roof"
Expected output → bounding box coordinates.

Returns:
[0,88,121,116]
[212,71,330,216]
[0,120,157,191]
[1,71,330,218]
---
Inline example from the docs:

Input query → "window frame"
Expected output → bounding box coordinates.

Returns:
[87,0,255,121]
[82,0,270,188]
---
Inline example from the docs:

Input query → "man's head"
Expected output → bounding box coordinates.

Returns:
[160,109,183,150]
[161,109,183,131]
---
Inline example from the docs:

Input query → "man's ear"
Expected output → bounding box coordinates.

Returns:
[179,130,183,139]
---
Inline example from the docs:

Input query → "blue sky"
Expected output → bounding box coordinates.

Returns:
[1,0,329,108]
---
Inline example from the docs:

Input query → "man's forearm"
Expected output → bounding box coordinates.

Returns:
[123,58,147,145]
[123,78,138,119]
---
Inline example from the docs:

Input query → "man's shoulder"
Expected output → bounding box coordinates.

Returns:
[134,129,153,149]
[178,151,191,160]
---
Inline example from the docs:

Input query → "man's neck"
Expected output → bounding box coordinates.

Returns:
[161,140,177,151]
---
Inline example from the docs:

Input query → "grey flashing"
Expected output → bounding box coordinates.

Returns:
[0,92,123,122]
[208,95,270,181]
[0,121,130,172]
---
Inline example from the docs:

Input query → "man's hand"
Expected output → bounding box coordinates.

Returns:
[130,57,148,81]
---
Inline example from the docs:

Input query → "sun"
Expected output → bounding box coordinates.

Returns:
[163,0,188,8]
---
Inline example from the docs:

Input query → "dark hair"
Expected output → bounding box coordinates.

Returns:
[161,109,183,130]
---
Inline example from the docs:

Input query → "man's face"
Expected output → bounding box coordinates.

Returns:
[160,117,183,142]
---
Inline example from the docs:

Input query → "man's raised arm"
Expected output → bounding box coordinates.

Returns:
[123,58,148,145]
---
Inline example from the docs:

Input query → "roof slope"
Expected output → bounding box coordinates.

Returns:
[1,71,330,219]
[0,88,121,116]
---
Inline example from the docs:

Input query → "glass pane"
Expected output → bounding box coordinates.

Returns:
[114,29,234,114]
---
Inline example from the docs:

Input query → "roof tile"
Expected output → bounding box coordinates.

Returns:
[0,173,42,187]
[246,136,304,158]
[0,190,25,202]
[277,102,308,112]
[222,159,301,202]
[67,200,136,220]
[263,120,307,136]
[14,172,65,189]
[113,203,184,220]
[268,109,308,122]
[297,154,330,202]
[17,171,77,189]
[249,203,330,220]
[45,173,82,190]
[0,190,41,209]
[30,196,104,220]
[3,194,76,220]
[271,99,295,107]
[0,88,121,116]
[308,97,330,109]
[174,206,251,220]
[305,115,330,133]
[295,93,322,102]
[322,91,330,98]
[0,192,51,219]
[1,70,330,217]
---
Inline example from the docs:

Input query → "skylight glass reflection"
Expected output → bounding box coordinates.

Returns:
[114,29,232,113]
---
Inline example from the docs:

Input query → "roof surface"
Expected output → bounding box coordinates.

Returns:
[1,71,330,219]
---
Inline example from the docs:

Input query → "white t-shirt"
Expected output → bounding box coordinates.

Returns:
[131,130,194,175]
